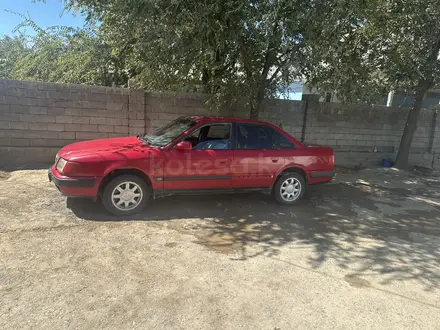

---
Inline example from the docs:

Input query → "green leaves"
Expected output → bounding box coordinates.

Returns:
[303,0,440,102]
[0,35,29,80]
[67,0,312,117]
[0,16,128,87]
[300,0,440,167]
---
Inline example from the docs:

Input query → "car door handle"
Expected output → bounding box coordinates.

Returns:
[272,159,279,163]
[218,160,227,164]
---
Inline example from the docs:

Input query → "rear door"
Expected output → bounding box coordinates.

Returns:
[231,123,285,188]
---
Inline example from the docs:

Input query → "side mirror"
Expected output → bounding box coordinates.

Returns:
[175,141,192,151]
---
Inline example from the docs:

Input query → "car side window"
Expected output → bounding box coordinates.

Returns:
[278,134,295,149]
[236,123,295,150]
[206,125,230,139]
[236,124,275,149]
[188,124,231,150]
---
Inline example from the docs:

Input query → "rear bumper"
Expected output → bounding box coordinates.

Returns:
[310,171,335,179]
[308,170,335,184]
[48,168,99,197]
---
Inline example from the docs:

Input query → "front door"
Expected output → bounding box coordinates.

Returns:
[162,123,233,190]
[231,123,285,188]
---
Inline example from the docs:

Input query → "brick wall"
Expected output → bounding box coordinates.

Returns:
[1,79,439,168]
[0,80,133,164]
[145,92,216,132]
[303,98,440,167]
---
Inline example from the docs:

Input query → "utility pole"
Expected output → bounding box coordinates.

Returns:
[386,90,395,107]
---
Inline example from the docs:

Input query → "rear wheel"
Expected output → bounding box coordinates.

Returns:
[274,172,306,205]
[102,174,150,215]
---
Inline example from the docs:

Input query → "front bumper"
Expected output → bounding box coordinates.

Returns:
[48,168,98,197]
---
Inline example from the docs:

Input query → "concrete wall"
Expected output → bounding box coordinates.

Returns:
[1,79,439,168]
[0,80,131,164]
[303,97,439,167]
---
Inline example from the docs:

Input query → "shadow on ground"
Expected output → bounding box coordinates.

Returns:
[68,169,440,290]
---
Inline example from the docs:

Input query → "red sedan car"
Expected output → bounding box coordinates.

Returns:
[49,116,335,215]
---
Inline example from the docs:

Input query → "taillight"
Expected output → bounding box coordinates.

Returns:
[330,154,335,166]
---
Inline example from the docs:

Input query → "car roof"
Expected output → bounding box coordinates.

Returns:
[187,116,273,125]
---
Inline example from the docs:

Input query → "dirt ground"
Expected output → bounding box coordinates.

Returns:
[1,166,440,329]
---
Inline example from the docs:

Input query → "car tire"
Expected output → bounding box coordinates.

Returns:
[274,172,306,205]
[102,174,150,216]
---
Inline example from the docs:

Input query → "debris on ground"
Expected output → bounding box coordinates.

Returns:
[0,171,10,180]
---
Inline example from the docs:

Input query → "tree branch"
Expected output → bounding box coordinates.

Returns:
[268,60,286,82]
[268,44,299,82]
[237,34,252,79]
[260,6,282,79]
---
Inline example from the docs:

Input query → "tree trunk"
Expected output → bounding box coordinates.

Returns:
[250,104,259,119]
[249,83,267,119]
[393,84,428,169]
[201,68,210,93]
[394,36,440,168]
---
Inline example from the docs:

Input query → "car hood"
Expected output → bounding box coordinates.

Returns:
[58,136,155,161]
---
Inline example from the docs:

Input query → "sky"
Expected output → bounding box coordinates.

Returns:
[0,0,86,36]
[278,81,303,101]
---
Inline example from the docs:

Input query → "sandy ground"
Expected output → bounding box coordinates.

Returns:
[1,167,440,329]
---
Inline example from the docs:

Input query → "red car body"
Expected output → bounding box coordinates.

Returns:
[49,116,334,213]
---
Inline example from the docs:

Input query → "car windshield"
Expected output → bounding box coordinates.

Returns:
[141,117,197,147]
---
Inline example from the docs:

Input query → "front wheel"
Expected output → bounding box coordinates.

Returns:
[102,175,150,216]
[274,173,306,205]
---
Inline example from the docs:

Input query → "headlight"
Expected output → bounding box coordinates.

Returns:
[56,158,68,174]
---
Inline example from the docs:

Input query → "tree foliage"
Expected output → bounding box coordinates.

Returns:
[67,0,319,117]
[302,0,440,167]
[0,14,128,86]
[0,35,29,80]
